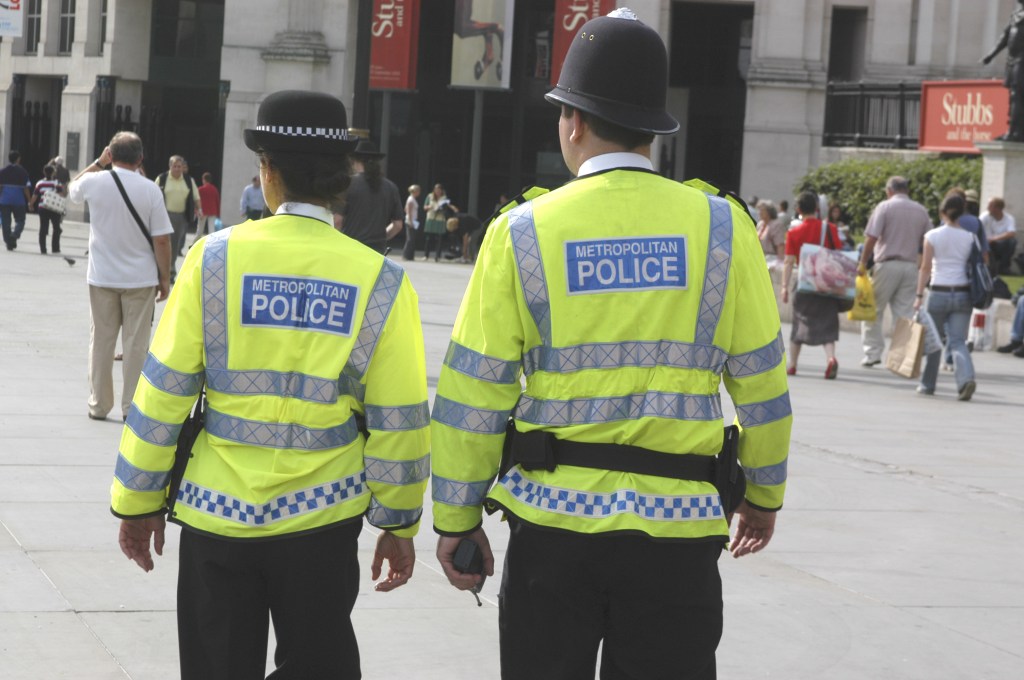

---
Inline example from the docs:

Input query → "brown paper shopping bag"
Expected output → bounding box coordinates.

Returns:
[885,317,925,379]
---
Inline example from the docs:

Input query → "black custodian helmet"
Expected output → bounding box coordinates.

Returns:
[545,8,679,135]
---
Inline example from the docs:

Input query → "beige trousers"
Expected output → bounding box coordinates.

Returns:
[861,259,919,362]
[88,285,156,419]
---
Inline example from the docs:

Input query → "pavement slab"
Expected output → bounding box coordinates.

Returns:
[1,219,1021,678]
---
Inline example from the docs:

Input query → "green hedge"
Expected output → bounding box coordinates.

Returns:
[794,156,982,232]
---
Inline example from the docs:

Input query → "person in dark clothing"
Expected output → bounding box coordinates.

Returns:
[29,164,65,254]
[337,140,404,254]
[446,212,482,263]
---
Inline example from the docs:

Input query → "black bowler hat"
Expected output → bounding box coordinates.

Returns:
[545,9,679,135]
[352,139,386,159]
[244,90,359,154]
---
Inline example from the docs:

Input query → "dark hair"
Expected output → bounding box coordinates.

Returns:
[259,148,351,205]
[8,150,20,164]
[940,194,965,222]
[779,199,789,211]
[109,132,144,165]
[797,191,818,216]
[561,105,655,150]
[202,172,213,183]
[362,157,383,192]
[43,164,55,179]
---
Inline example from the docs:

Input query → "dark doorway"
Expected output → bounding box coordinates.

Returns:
[828,8,868,82]
[142,0,225,182]
[670,2,753,193]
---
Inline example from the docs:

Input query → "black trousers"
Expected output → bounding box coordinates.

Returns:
[499,519,724,680]
[177,521,363,680]
[38,209,62,253]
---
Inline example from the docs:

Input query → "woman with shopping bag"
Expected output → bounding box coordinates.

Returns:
[914,193,977,401]
[781,191,849,379]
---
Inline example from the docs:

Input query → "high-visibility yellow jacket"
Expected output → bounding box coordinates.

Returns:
[431,169,791,540]
[111,208,429,539]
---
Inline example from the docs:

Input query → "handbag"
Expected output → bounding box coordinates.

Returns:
[796,222,859,309]
[39,189,67,215]
[916,309,944,356]
[967,234,994,310]
[885,316,925,379]
[847,272,877,321]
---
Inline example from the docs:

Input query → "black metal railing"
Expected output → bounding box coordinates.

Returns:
[823,81,920,149]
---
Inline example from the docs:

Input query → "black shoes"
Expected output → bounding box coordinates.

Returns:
[997,340,1022,354]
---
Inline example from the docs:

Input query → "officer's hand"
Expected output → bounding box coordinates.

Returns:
[371,531,415,592]
[436,527,494,591]
[118,516,166,572]
[730,500,776,558]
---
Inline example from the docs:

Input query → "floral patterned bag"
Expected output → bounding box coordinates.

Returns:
[796,222,859,310]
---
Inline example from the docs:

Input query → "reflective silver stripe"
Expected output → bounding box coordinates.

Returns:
[142,353,203,397]
[202,230,231,371]
[736,392,792,427]
[205,367,340,403]
[694,196,733,346]
[498,469,723,521]
[444,341,521,384]
[205,408,361,450]
[114,453,170,492]
[744,458,788,486]
[432,395,510,434]
[515,391,722,426]
[339,372,366,402]
[176,473,367,527]
[523,340,728,376]
[432,476,491,507]
[365,455,430,485]
[366,497,422,528]
[346,259,404,380]
[125,406,183,447]
[364,401,430,431]
[508,203,552,345]
[726,332,786,378]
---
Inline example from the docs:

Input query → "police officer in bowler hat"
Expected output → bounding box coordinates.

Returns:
[431,9,790,678]
[113,90,430,679]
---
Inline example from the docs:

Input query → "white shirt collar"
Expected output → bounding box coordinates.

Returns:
[577,152,653,177]
[274,202,333,226]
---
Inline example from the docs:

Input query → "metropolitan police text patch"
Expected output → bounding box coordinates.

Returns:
[241,274,359,336]
[565,236,687,294]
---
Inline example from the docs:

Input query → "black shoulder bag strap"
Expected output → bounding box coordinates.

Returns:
[109,169,153,251]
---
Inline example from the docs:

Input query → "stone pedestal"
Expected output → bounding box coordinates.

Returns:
[976,141,1024,217]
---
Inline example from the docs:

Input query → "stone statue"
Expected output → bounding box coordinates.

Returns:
[983,0,1024,141]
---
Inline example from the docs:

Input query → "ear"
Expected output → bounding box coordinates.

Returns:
[569,108,586,143]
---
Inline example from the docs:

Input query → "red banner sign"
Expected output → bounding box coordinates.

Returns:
[370,0,420,91]
[550,0,617,87]
[919,80,1010,153]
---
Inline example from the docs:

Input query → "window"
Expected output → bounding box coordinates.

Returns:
[59,0,77,55]
[25,0,42,54]
[100,0,108,55]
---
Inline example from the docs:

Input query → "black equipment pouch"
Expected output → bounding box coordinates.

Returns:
[167,388,205,513]
[713,425,746,514]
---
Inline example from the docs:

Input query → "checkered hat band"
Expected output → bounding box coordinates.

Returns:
[256,125,352,141]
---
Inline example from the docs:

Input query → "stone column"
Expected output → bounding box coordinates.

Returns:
[976,141,1024,217]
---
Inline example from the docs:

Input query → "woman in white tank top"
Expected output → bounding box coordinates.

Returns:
[914,194,977,400]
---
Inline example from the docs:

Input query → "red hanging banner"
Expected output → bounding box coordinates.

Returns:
[370,0,421,91]
[550,0,616,87]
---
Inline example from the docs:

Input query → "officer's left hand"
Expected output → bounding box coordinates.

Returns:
[371,531,415,592]
[729,500,777,558]
[118,515,166,572]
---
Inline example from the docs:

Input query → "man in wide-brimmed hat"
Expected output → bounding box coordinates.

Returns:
[431,8,789,678]
[336,137,405,254]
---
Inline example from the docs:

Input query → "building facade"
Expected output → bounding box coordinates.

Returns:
[0,0,1014,223]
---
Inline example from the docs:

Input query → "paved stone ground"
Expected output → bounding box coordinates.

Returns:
[1,220,1020,679]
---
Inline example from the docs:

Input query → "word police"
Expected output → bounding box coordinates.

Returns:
[242,274,359,336]
[565,236,687,294]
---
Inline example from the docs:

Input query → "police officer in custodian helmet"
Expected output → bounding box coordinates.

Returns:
[431,9,791,679]
[111,90,430,679]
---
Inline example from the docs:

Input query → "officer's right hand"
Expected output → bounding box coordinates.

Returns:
[436,527,494,591]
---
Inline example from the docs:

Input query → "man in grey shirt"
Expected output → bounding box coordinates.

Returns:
[858,176,933,367]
